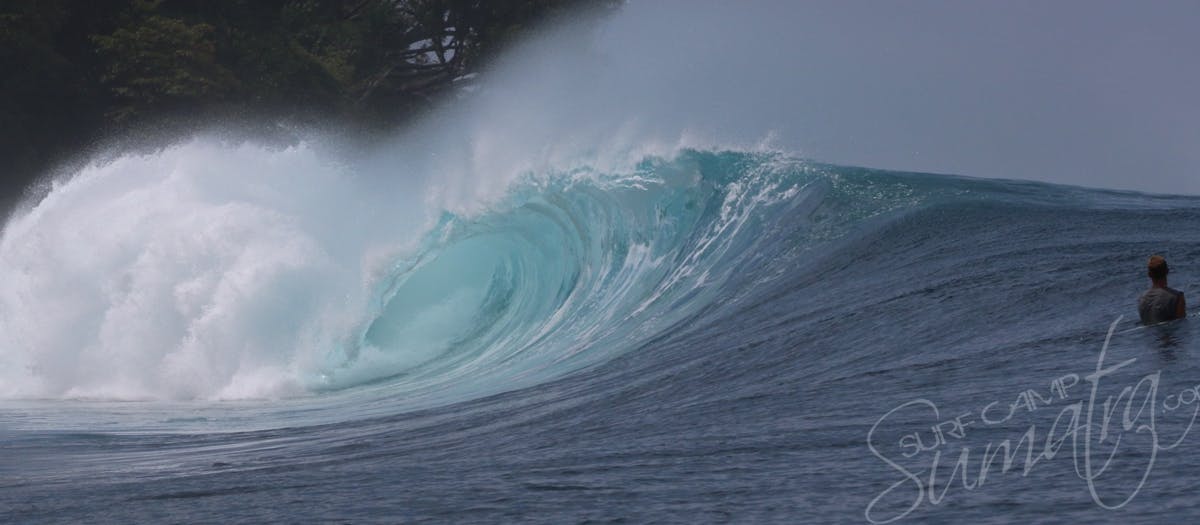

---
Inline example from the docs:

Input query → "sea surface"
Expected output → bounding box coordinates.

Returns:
[2,146,1199,523]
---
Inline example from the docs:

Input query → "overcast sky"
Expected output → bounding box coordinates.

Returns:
[589,1,1199,194]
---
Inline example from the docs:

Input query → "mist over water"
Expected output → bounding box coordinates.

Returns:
[3,0,1196,404]
[0,3,757,402]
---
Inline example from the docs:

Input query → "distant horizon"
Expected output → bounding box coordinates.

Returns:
[596,0,1199,194]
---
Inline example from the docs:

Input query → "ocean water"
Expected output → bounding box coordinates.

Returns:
[2,143,1198,523]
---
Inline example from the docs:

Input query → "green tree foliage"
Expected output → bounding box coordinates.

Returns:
[93,15,240,122]
[0,0,620,211]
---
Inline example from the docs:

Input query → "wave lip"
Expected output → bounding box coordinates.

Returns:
[0,143,935,413]
[313,150,824,412]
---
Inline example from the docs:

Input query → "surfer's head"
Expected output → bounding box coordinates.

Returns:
[1148,255,1169,281]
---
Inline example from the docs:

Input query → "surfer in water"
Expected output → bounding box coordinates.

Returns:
[1139,255,1187,324]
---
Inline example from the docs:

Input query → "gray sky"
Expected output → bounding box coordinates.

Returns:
[587,0,1200,194]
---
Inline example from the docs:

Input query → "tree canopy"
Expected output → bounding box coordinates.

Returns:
[0,0,618,211]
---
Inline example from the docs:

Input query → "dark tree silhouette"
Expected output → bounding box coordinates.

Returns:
[0,0,620,213]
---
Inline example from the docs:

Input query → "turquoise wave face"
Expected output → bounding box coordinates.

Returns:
[6,141,1078,420]
[312,150,824,411]
[0,143,836,408]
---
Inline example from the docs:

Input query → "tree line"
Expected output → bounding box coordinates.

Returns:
[0,0,617,211]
